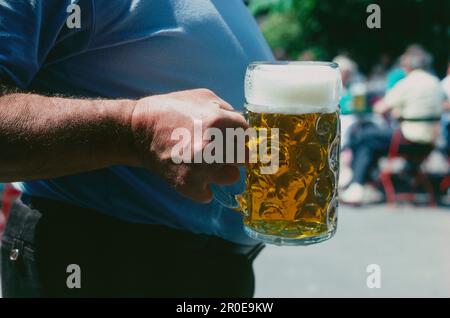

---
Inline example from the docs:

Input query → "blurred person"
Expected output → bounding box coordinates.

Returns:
[333,55,367,115]
[440,60,450,154]
[385,64,406,92]
[435,60,450,203]
[333,55,386,189]
[386,44,433,92]
[333,55,357,117]
[333,55,357,188]
[297,49,317,61]
[367,64,388,102]
[0,0,273,297]
[442,61,450,98]
[405,44,434,73]
[341,51,445,205]
[273,48,289,60]
[367,54,392,104]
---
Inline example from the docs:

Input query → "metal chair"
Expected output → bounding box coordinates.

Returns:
[379,129,436,206]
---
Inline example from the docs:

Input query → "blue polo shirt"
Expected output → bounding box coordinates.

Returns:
[0,0,273,245]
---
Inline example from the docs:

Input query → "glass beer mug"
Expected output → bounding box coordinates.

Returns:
[213,61,342,246]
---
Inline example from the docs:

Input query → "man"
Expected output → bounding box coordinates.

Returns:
[441,60,450,153]
[443,62,450,98]
[341,50,444,205]
[0,0,273,297]
[385,44,434,92]
[439,60,450,203]
[333,55,358,188]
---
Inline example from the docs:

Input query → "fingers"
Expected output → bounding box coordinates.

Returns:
[209,109,248,133]
[221,109,249,130]
[214,100,234,111]
[175,165,241,204]
[187,88,234,111]
[191,88,246,128]
[206,91,234,111]
[160,88,249,204]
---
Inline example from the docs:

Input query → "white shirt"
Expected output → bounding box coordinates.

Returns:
[385,70,444,143]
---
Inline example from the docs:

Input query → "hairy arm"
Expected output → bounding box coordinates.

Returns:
[0,85,137,182]
[0,86,244,202]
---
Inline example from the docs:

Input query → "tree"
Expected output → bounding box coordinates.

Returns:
[250,0,450,76]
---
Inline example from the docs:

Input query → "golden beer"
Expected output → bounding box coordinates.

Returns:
[238,110,340,241]
[212,61,342,245]
[240,61,341,245]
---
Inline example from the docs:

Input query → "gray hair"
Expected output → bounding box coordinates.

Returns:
[332,55,357,74]
[401,44,433,70]
[401,52,430,71]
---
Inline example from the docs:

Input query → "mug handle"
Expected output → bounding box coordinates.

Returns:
[211,109,247,210]
[211,184,241,209]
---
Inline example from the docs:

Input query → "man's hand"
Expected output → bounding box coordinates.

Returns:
[130,89,248,203]
[0,87,247,203]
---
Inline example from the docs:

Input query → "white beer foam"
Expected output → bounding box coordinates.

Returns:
[245,63,342,114]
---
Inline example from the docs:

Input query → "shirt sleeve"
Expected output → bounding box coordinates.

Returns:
[0,0,72,88]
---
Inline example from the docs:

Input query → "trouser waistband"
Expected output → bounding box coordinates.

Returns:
[19,195,264,261]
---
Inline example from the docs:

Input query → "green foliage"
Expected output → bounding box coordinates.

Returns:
[250,0,450,76]
[249,0,295,14]
[260,12,301,52]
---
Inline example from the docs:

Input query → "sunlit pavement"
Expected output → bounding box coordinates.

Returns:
[1,204,449,298]
[254,204,450,297]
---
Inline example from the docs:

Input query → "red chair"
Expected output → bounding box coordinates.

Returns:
[0,184,21,233]
[440,158,450,194]
[380,129,436,206]
[441,175,450,192]
[440,122,450,194]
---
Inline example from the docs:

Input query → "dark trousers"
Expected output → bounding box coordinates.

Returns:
[349,126,435,185]
[349,126,394,184]
[1,197,262,298]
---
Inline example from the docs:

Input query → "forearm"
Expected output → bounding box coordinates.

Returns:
[0,87,248,203]
[0,92,137,182]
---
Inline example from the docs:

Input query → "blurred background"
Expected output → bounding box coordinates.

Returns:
[248,0,449,75]
[247,0,450,297]
[1,0,450,297]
